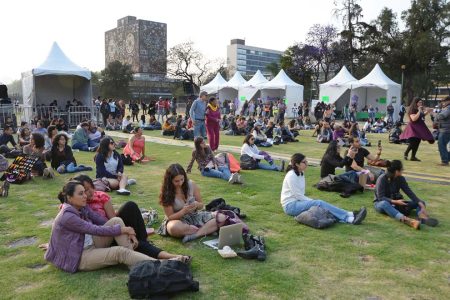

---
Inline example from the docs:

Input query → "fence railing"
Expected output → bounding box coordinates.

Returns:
[0,105,18,130]
[68,106,102,128]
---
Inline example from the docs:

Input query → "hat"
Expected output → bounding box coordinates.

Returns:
[199,91,208,97]
[254,121,263,127]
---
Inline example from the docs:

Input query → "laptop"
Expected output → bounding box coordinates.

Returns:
[203,223,243,250]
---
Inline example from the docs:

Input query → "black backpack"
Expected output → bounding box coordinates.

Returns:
[240,154,258,170]
[128,260,199,299]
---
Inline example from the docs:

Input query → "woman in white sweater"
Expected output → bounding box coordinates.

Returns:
[281,153,367,224]
[240,134,284,171]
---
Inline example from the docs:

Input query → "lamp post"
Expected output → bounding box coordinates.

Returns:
[401,65,406,103]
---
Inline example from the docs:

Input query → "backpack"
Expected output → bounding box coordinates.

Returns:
[121,154,134,166]
[1,155,39,184]
[127,260,199,299]
[294,206,337,229]
[227,153,241,173]
[240,154,258,170]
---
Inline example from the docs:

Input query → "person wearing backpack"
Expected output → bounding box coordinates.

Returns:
[281,153,367,225]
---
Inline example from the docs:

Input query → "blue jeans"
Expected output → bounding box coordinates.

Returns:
[201,166,231,181]
[257,161,279,171]
[193,120,206,138]
[438,132,450,163]
[374,200,423,220]
[58,162,90,173]
[72,142,89,151]
[88,139,100,148]
[283,199,349,222]
[337,171,358,184]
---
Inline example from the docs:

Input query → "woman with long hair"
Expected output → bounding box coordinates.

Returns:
[400,97,434,161]
[320,140,357,180]
[18,127,31,147]
[158,164,226,243]
[50,133,92,174]
[72,175,191,262]
[374,160,438,229]
[95,137,136,195]
[45,181,155,273]
[240,134,285,171]
[122,127,154,162]
[281,153,367,224]
[205,97,221,151]
[186,137,241,183]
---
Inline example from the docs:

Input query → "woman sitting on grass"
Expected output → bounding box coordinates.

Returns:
[73,175,191,262]
[162,119,176,136]
[19,127,31,147]
[23,132,54,178]
[122,127,154,162]
[186,137,241,184]
[374,160,438,229]
[281,153,367,225]
[50,133,93,174]
[158,163,227,243]
[320,140,357,180]
[240,134,285,172]
[45,181,155,273]
[95,137,136,196]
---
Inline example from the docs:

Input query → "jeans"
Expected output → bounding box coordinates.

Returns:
[337,171,359,184]
[88,139,100,148]
[438,132,450,163]
[193,120,206,138]
[59,162,90,174]
[72,142,89,151]
[374,200,423,220]
[201,166,231,181]
[283,199,349,222]
[257,161,280,171]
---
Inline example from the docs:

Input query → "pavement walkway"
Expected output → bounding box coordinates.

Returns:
[107,131,450,186]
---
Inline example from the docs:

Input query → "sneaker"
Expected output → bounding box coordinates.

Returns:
[88,147,96,152]
[56,165,65,174]
[352,207,367,225]
[410,157,421,162]
[116,189,131,196]
[127,178,137,186]
[228,173,239,184]
[237,174,244,184]
[43,167,55,179]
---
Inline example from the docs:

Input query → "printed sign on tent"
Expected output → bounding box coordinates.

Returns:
[322,96,330,103]
[240,96,246,101]
[379,97,387,104]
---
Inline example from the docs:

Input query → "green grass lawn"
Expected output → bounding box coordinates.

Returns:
[1,141,449,299]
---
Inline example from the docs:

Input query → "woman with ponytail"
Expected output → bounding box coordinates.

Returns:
[205,97,221,151]
[45,181,155,273]
[374,160,438,229]
[281,153,367,225]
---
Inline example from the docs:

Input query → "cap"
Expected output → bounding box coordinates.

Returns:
[199,91,208,97]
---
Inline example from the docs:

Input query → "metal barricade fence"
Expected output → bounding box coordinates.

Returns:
[68,106,102,128]
[0,105,17,130]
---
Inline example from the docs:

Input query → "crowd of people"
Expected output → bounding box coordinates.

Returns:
[0,91,447,293]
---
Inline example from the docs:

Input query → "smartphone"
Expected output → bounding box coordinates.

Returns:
[378,140,382,148]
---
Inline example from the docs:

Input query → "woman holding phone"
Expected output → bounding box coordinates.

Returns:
[400,98,434,161]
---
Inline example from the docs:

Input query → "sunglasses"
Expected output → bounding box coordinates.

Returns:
[109,141,115,145]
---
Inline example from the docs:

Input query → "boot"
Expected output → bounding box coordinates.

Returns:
[402,217,420,230]
[254,236,266,261]
[242,233,255,250]
[237,244,260,260]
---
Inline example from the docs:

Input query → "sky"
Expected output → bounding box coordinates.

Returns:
[0,0,412,84]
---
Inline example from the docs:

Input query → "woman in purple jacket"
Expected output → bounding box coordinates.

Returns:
[45,181,153,273]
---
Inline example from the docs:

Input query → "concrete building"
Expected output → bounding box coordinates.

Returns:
[105,16,178,99]
[227,39,283,77]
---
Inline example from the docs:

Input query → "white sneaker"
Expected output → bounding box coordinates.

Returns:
[228,173,239,184]
[237,174,243,184]
[117,189,131,195]
[127,178,137,186]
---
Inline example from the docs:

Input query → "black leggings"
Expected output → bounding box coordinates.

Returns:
[116,201,162,258]
[405,137,421,158]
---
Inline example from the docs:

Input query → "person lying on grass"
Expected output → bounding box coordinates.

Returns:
[158,163,227,243]
[45,181,155,273]
[95,137,136,196]
[186,137,242,184]
[374,160,438,230]
[71,174,191,262]
[281,153,367,225]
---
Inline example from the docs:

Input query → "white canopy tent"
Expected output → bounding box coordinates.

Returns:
[21,42,92,110]
[239,70,268,103]
[218,71,247,110]
[319,66,358,111]
[200,73,227,94]
[259,69,304,118]
[350,64,401,121]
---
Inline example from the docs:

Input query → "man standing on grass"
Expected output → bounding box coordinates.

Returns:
[190,91,208,138]
[434,96,450,166]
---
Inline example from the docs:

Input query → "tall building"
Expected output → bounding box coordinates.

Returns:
[227,39,283,77]
[105,16,178,99]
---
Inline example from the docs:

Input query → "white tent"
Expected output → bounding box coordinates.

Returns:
[218,71,247,109]
[21,42,92,110]
[239,70,268,102]
[200,73,227,94]
[319,66,358,111]
[259,69,304,117]
[350,64,401,121]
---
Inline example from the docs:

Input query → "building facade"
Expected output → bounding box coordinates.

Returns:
[227,39,283,77]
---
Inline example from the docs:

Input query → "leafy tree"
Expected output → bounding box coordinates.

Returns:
[99,61,133,99]
[266,62,280,77]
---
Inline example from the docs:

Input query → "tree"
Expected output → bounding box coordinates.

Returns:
[266,62,280,77]
[167,41,219,94]
[99,61,133,99]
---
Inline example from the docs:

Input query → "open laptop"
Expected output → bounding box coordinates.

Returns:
[203,223,243,250]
